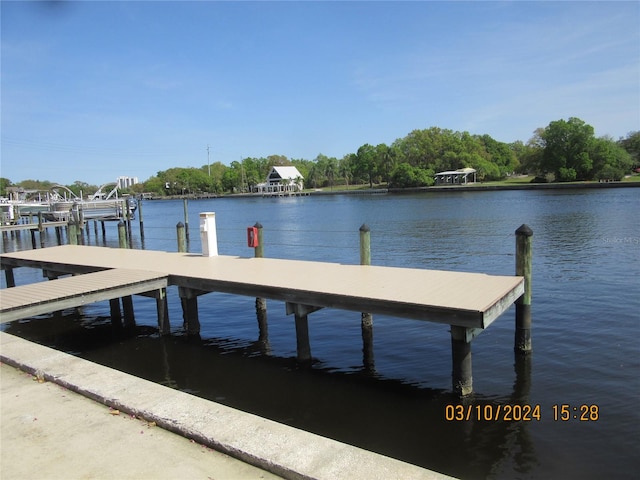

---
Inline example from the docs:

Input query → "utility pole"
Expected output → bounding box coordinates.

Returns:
[207,144,211,177]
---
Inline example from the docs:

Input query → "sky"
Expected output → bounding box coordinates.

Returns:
[1,1,639,186]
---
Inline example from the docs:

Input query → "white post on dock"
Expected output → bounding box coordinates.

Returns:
[199,212,218,257]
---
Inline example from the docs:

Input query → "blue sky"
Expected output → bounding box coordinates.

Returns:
[2,1,638,186]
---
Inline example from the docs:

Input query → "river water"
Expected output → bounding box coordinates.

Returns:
[2,187,639,479]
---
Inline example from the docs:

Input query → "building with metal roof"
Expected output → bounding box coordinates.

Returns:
[254,166,304,193]
[434,167,477,185]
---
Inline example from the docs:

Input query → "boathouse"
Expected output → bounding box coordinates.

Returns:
[254,166,304,193]
[434,167,477,185]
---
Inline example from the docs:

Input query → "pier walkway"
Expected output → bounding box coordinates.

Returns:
[1,244,523,330]
[1,244,525,396]
[0,268,168,323]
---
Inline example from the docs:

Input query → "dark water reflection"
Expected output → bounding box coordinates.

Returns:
[3,312,538,480]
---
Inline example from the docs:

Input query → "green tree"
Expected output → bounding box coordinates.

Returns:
[339,154,354,186]
[354,144,377,187]
[142,176,166,196]
[389,163,434,188]
[324,156,338,189]
[206,161,227,193]
[375,143,394,184]
[0,178,12,197]
[478,134,519,176]
[510,139,542,174]
[619,131,640,168]
[540,117,595,181]
[590,137,633,180]
[222,161,242,192]
[18,179,55,191]
[68,181,95,198]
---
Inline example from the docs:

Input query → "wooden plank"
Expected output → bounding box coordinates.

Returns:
[0,245,524,328]
[0,269,168,323]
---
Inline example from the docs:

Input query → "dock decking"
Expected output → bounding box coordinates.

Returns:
[0,268,168,323]
[1,244,526,395]
[1,245,523,329]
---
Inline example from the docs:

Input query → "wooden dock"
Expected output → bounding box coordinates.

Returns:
[0,268,168,324]
[1,244,526,395]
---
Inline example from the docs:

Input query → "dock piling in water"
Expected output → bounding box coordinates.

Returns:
[138,198,145,242]
[451,326,474,397]
[37,213,45,248]
[68,221,78,245]
[183,199,190,241]
[515,224,533,354]
[118,222,128,249]
[176,222,187,253]
[359,224,374,370]
[253,223,270,351]
[286,303,320,365]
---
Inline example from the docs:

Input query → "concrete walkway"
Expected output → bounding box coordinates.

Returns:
[1,361,280,480]
[0,331,455,480]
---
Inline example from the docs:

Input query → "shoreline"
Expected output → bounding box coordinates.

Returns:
[387,179,640,195]
[152,179,640,201]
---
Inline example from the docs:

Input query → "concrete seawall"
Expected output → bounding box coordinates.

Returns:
[388,180,640,195]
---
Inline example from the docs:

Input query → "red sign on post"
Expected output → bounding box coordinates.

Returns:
[247,226,259,248]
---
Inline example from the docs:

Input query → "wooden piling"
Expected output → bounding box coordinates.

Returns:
[359,224,374,370]
[451,326,473,396]
[38,212,45,248]
[183,198,190,241]
[109,298,123,329]
[156,288,170,335]
[118,222,128,249]
[122,296,135,329]
[125,198,133,242]
[4,268,15,288]
[138,197,145,242]
[515,224,533,354]
[68,221,78,245]
[254,222,269,348]
[284,301,323,364]
[77,205,85,245]
[176,222,187,253]
[295,313,311,363]
[181,292,200,336]
[287,303,313,364]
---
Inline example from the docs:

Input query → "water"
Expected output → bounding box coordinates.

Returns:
[2,188,639,479]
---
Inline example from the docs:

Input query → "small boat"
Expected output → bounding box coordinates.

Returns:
[42,184,137,222]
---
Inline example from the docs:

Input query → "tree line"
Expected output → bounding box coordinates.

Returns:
[2,117,638,198]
